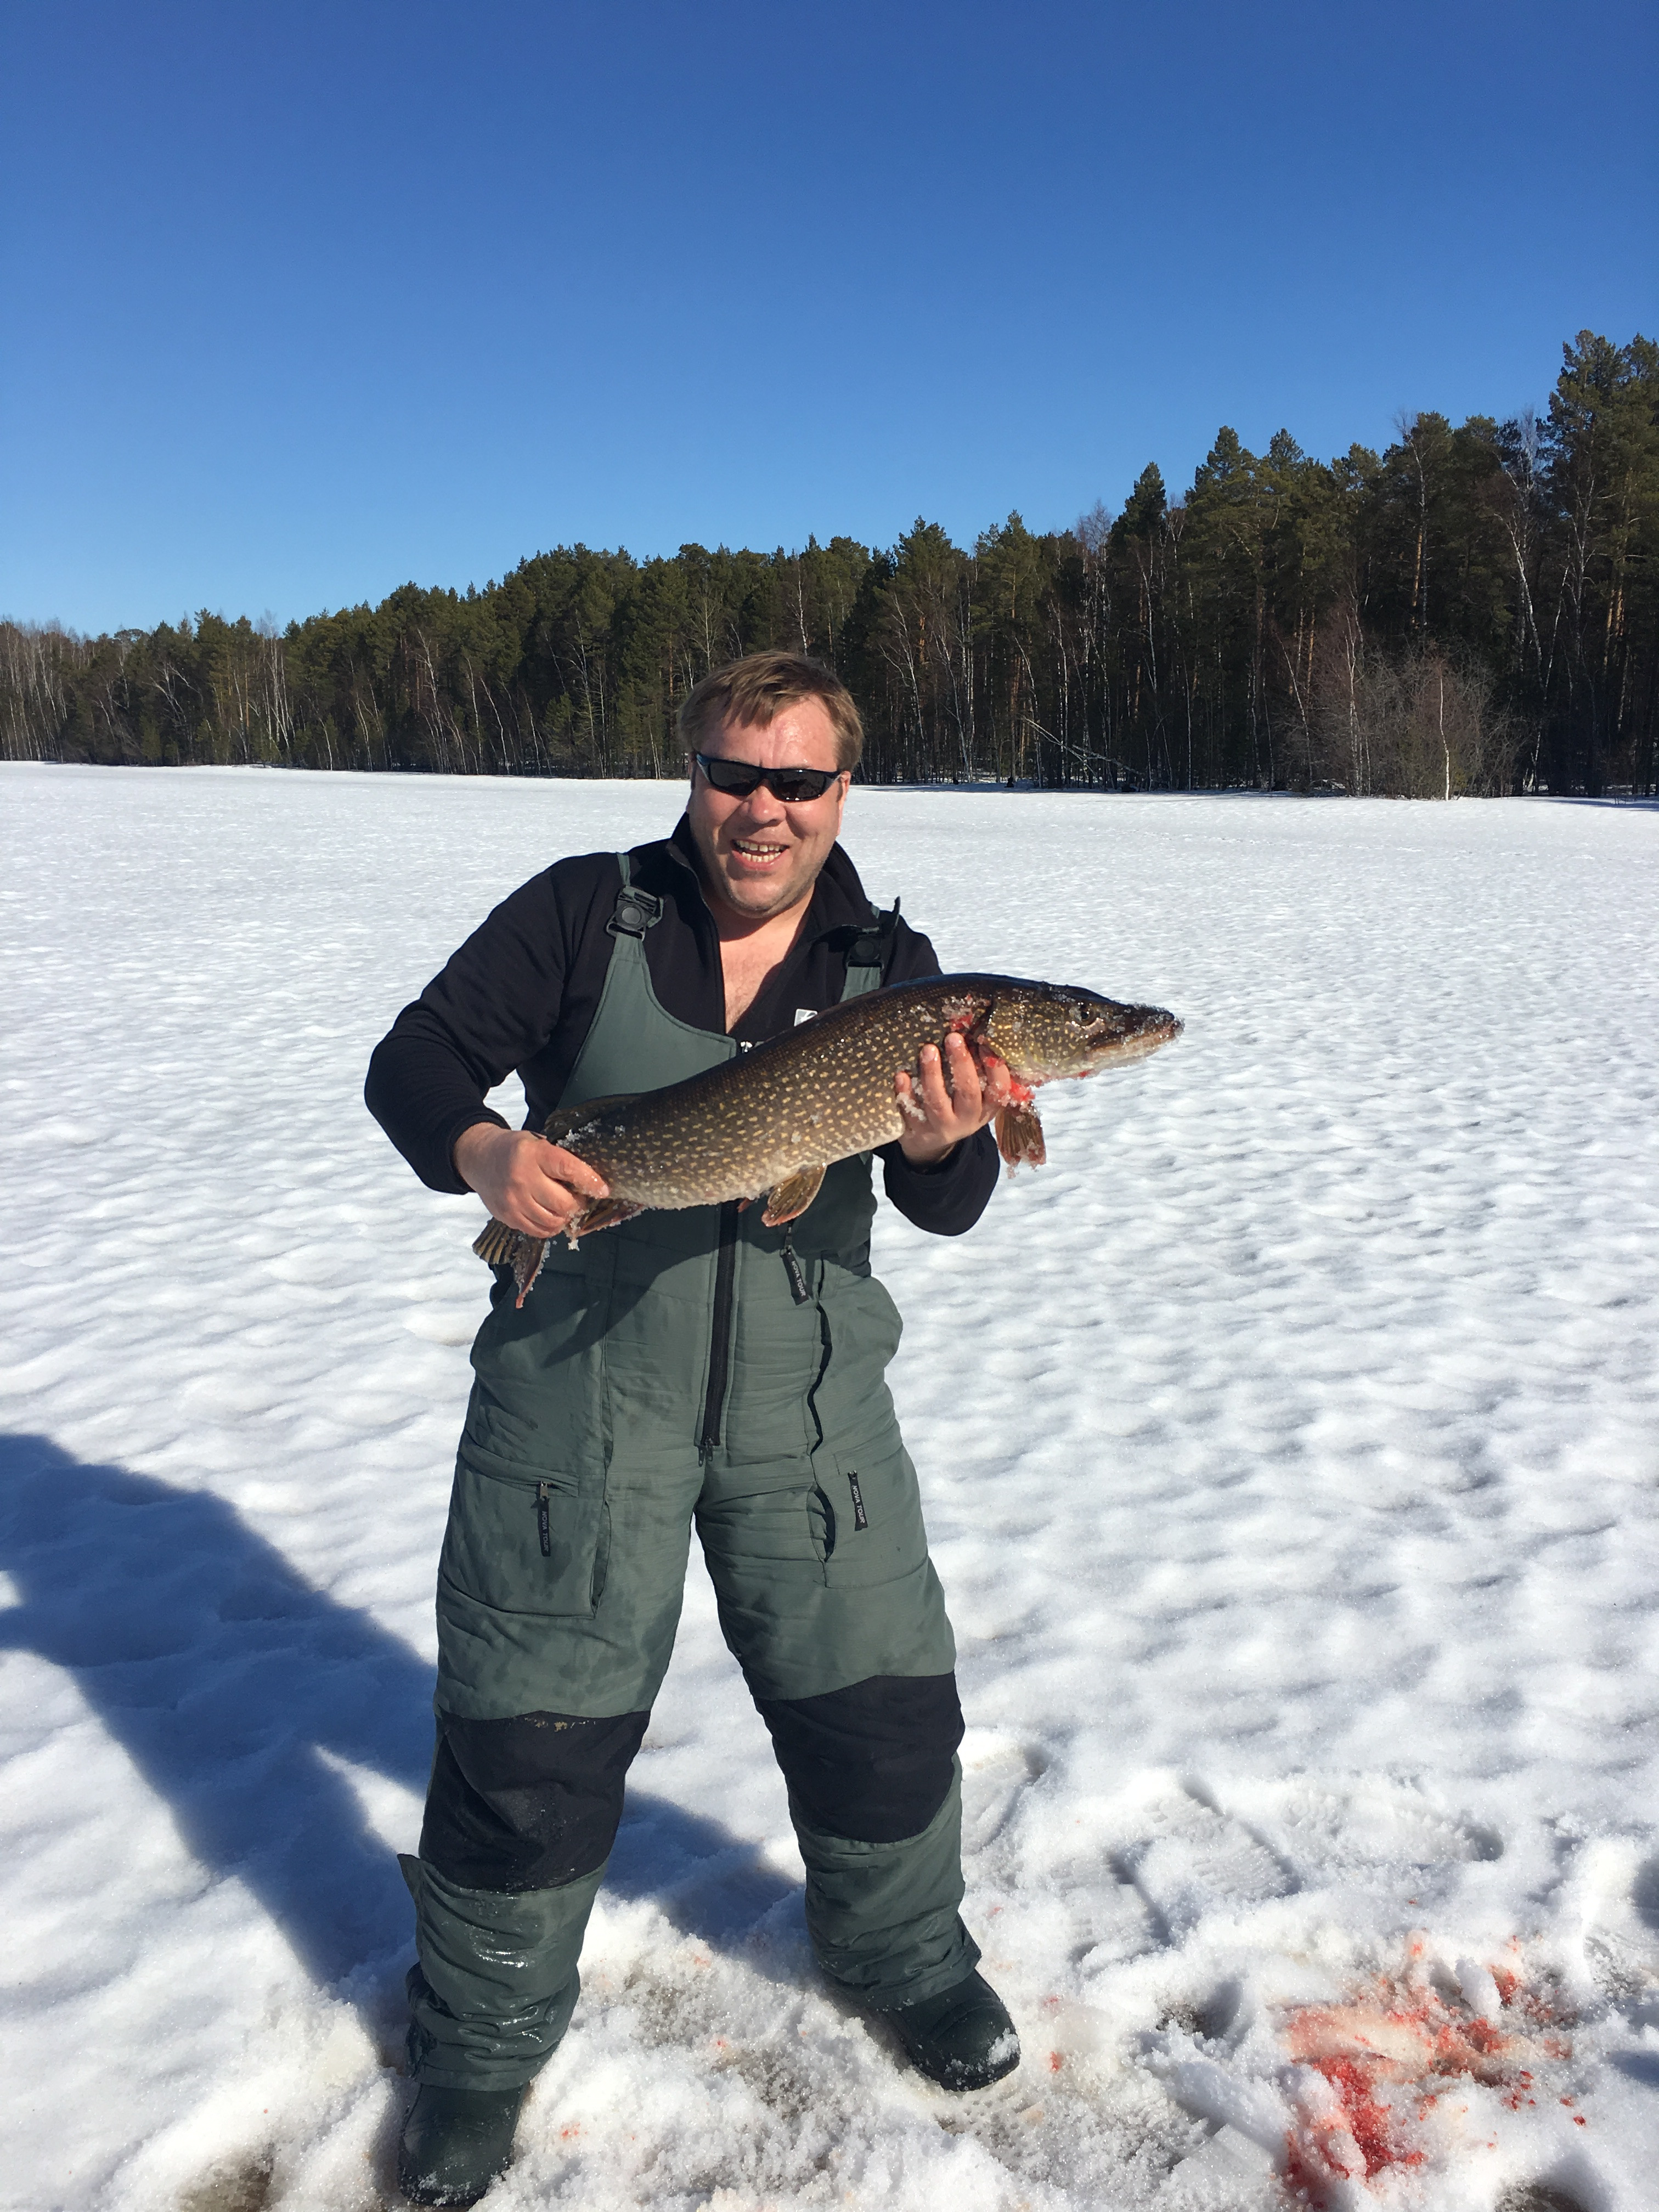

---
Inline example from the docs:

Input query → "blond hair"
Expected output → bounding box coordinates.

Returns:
[678,651,864,772]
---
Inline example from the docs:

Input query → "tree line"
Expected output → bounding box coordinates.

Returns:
[4,331,1654,797]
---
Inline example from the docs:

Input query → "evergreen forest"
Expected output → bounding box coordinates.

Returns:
[4,331,1655,798]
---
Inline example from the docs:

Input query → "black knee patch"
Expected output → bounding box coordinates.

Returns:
[754,1673,964,1843]
[419,1707,649,1891]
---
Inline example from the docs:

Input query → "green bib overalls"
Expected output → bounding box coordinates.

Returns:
[402,861,978,2089]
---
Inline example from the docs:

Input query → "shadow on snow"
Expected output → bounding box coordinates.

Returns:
[0,1432,798,2012]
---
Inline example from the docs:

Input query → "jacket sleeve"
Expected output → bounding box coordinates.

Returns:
[364,869,573,1194]
[874,922,1001,1238]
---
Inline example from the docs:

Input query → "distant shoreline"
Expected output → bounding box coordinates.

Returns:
[4,330,1654,800]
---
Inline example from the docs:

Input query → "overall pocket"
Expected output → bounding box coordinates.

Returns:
[808,1445,929,1590]
[439,1456,611,1620]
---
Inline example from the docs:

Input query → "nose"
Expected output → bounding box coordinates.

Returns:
[731,781,786,828]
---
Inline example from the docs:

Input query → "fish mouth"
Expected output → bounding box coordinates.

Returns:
[1082,1005,1182,1048]
[1077,1004,1183,1066]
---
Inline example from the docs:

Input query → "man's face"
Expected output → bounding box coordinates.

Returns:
[685,699,849,927]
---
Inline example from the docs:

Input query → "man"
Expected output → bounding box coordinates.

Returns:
[366,651,1019,2208]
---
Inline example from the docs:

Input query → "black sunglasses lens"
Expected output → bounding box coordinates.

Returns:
[768,769,836,800]
[701,755,764,795]
[698,755,837,801]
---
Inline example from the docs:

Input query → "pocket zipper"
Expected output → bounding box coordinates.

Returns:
[537,1482,552,1556]
[847,1471,868,1532]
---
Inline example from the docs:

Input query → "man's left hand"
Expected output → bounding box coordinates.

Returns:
[895,1033,1012,1167]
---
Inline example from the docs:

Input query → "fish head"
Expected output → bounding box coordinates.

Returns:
[979,983,1182,1084]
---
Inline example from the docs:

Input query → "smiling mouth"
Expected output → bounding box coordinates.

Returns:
[730,839,789,867]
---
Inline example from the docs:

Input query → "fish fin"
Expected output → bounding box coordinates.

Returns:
[568,1195,642,1238]
[994,1102,1047,1171]
[473,1217,526,1267]
[543,1094,638,1144]
[762,1164,826,1227]
[473,1218,549,1307]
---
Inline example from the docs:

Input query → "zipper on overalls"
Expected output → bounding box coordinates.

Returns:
[699,1202,740,1459]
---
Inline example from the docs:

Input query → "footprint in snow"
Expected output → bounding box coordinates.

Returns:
[1228,1775,1504,1882]
[959,1729,1048,1857]
[1109,1781,1297,1945]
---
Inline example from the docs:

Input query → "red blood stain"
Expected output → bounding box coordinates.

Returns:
[1280,1961,1575,2201]
[1048,2051,1064,2073]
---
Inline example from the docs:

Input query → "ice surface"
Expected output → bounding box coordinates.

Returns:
[2,763,1657,2211]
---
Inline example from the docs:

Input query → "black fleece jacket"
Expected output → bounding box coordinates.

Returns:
[365,820,998,1238]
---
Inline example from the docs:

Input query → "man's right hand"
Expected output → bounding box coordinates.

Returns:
[452,1124,610,1240]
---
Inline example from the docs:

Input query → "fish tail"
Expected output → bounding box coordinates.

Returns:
[473,1218,550,1307]
[472,1218,522,1267]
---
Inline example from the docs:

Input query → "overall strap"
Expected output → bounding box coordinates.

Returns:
[556,850,732,1114]
[839,896,900,1002]
[606,849,664,943]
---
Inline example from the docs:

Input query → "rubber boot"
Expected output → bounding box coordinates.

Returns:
[882,1970,1020,2090]
[397,2082,527,2207]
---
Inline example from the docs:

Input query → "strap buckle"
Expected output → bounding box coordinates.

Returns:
[847,896,900,972]
[606,887,664,939]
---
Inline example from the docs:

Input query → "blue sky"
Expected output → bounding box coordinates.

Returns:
[3,0,1654,635]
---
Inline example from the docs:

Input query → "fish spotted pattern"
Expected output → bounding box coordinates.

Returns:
[475,973,1181,1301]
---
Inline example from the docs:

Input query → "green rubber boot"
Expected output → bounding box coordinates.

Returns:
[397,2083,527,2207]
[882,1970,1021,2090]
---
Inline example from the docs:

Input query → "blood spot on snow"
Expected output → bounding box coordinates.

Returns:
[1048,2051,1064,2073]
[1279,1959,1575,2197]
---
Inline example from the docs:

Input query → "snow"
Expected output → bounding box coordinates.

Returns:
[2,761,1657,2212]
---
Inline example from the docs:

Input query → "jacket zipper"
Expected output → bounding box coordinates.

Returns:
[699,1201,740,1458]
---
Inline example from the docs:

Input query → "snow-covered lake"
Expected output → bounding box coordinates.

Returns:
[3,763,1657,2212]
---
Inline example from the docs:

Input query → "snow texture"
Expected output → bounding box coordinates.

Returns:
[3,762,1658,2212]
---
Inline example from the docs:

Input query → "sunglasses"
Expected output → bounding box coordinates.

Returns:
[692,753,844,804]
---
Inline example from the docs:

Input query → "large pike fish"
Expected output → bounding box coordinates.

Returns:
[475,974,1181,1302]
